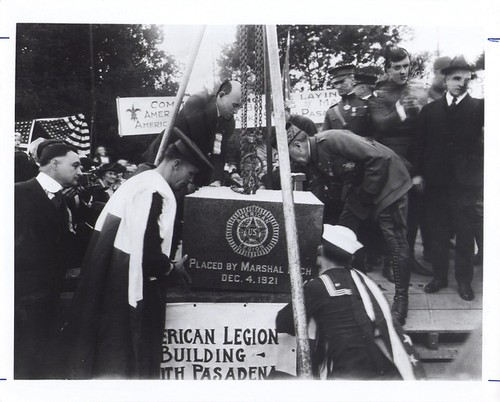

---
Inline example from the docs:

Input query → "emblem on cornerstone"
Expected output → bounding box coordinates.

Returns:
[225,205,279,258]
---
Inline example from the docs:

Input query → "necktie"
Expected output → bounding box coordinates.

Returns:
[51,190,64,210]
[448,96,457,113]
[51,190,71,231]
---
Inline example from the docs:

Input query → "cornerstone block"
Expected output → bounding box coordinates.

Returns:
[183,187,324,292]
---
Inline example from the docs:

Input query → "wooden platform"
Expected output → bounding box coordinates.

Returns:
[365,240,483,379]
[367,264,483,334]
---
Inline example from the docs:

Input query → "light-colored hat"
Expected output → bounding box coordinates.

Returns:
[322,224,363,258]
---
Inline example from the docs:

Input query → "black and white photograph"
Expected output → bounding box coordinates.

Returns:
[1,0,500,401]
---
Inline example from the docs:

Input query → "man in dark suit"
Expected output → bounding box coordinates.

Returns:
[143,79,242,186]
[413,55,483,301]
[14,141,82,378]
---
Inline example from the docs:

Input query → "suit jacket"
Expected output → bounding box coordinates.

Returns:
[143,91,235,185]
[413,94,484,188]
[308,130,412,219]
[14,178,74,377]
[15,178,71,303]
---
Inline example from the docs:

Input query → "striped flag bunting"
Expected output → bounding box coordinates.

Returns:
[14,120,34,146]
[36,114,91,156]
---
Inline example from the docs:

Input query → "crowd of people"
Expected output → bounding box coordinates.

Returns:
[13,45,483,380]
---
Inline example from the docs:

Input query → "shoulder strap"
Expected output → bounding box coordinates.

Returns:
[332,105,348,128]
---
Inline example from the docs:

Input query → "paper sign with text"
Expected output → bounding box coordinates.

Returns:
[161,303,297,380]
[116,90,339,136]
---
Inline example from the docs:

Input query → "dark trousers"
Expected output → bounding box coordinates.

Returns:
[15,296,63,378]
[407,187,430,256]
[339,195,411,282]
[424,186,481,284]
[377,195,411,281]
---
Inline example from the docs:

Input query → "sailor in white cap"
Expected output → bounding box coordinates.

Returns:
[276,225,425,380]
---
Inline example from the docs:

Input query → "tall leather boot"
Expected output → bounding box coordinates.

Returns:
[382,255,395,283]
[391,256,411,326]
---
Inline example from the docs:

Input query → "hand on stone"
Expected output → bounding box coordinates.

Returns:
[209,180,222,187]
[172,255,191,289]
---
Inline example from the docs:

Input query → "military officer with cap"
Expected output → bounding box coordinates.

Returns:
[353,73,378,100]
[322,65,372,138]
[286,124,413,325]
[276,224,424,380]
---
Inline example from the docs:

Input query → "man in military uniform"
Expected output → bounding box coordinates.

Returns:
[353,73,378,100]
[276,225,424,380]
[368,46,432,279]
[286,124,413,325]
[285,104,318,136]
[322,65,372,138]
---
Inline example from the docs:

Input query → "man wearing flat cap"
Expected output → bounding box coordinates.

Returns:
[276,225,424,380]
[14,141,83,378]
[413,55,484,301]
[286,124,413,325]
[322,65,373,138]
[68,132,213,379]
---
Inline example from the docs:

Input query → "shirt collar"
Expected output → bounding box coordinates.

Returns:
[215,99,220,118]
[446,91,467,106]
[36,171,62,194]
[308,136,316,164]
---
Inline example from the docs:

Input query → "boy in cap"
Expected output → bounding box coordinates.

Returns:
[413,55,483,301]
[322,65,373,138]
[68,131,213,379]
[276,225,424,380]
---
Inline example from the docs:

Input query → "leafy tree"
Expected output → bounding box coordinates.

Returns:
[15,23,180,161]
[217,25,410,91]
[474,52,485,70]
[410,51,433,80]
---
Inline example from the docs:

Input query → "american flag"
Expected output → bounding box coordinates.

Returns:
[15,120,34,146]
[36,114,91,156]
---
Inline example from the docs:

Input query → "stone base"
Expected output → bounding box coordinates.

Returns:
[183,187,324,293]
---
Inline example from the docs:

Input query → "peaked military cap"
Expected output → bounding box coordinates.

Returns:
[354,73,378,86]
[327,64,355,79]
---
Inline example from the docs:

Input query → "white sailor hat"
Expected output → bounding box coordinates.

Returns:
[322,224,363,259]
